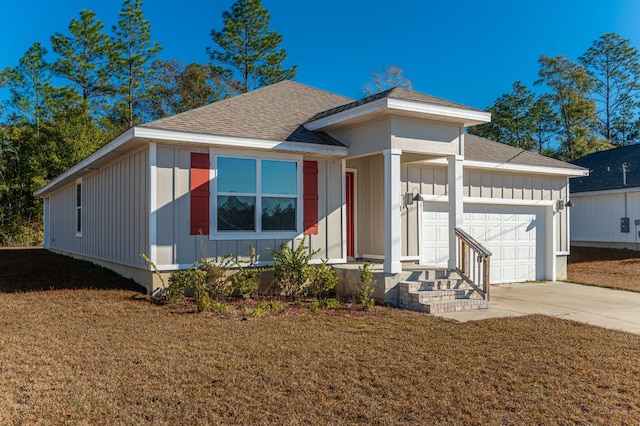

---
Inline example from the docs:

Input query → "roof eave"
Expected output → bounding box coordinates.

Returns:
[304,98,491,131]
[34,127,349,197]
[422,157,589,176]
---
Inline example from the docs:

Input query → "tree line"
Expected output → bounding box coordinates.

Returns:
[469,33,640,161]
[0,0,295,245]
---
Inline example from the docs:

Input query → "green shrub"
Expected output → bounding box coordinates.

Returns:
[200,255,233,300]
[229,246,262,298]
[257,300,283,312]
[316,298,340,309]
[268,236,319,299]
[304,305,321,314]
[211,302,231,313]
[359,262,375,310]
[307,260,338,300]
[244,307,266,318]
[143,255,234,311]
[196,292,212,312]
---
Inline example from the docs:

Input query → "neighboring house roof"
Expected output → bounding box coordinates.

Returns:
[308,86,484,123]
[142,80,353,146]
[570,144,640,193]
[464,134,586,171]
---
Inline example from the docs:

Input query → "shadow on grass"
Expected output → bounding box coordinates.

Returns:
[0,247,145,293]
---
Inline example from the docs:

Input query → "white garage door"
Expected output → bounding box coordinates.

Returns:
[422,203,545,283]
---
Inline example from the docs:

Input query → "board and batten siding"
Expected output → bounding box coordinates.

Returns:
[48,147,150,268]
[345,156,570,259]
[414,165,569,252]
[154,146,344,267]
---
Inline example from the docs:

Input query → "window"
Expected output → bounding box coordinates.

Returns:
[216,156,298,234]
[75,179,82,237]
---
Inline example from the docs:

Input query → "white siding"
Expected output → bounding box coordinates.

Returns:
[571,191,640,247]
[48,147,150,268]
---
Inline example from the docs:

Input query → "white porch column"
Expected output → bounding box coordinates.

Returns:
[448,154,464,269]
[383,148,402,274]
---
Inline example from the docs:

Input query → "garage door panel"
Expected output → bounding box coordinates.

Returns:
[422,203,546,283]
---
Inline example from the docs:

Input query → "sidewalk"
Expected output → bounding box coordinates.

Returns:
[435,281,640,335]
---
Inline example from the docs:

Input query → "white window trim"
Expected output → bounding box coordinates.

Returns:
[210,148,304,240]
[75,178,82,237]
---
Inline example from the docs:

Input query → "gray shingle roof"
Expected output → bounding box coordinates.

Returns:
[464,133,585,170]
[142,80,354,146]
[570,144,640,192]
[142,80,581,172]
[308,86,484,122]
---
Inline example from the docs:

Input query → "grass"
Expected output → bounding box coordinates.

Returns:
[1,248,640,423]
[567,245,640,292]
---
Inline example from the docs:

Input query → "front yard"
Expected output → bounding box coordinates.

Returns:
[1,248,640,424]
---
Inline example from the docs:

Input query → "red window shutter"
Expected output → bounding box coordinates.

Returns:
[190,153,210,235]
[303,160,319,235]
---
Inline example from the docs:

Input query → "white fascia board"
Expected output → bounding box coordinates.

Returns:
[34,126,348,197]
[304,98,388,131]
[34,128,136,197]
[386,99,491,126]
[570,187,640,197]
[422,157,588,177]
[134,127,348,157]
[304,98,491,131]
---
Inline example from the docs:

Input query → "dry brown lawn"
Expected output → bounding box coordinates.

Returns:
[1,248,640,424]
[568,245,640,292]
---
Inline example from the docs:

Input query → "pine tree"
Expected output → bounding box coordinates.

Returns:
[109,0,162,129]
[208,0,296,93]
[579,33,640,145]
[50,9,112,114]
[536,55,609,161]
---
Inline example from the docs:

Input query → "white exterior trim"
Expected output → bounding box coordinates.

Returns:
[75,178,83,238]
[420,194,556,207]
[135,127,348,157]
[149,142,158,265]
[155,257,347,272]
[383,148,402,273]
[304,98,491,130]
[43,198,50,249]
[34,127,347,198]
[34,128,135,197]
[422,157,587,177]
[209,148,303,240]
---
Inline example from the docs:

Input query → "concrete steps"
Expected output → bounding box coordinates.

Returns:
[398,271,489,314]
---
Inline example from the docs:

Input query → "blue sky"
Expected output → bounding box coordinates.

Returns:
[1,0,639,110]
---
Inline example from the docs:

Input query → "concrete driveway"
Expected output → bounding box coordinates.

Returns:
[436,281,640,335]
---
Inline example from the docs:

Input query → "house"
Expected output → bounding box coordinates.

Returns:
[35,80,586,306]
[570,144,640,250]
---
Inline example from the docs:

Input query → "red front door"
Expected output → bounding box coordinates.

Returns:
[346,171,355,259]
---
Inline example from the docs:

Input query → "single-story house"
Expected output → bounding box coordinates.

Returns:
[571,144,640,250]
[35,80,586,303]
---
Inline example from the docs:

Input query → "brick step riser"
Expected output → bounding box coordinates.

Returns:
[402,281,468,292]
[415,291,475,303]
[426,301,489,314]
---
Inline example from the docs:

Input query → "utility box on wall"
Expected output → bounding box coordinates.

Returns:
[621,217,630,233]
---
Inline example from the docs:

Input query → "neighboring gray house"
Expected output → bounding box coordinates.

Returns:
[571,144,640,250]
[35,81,586,299]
